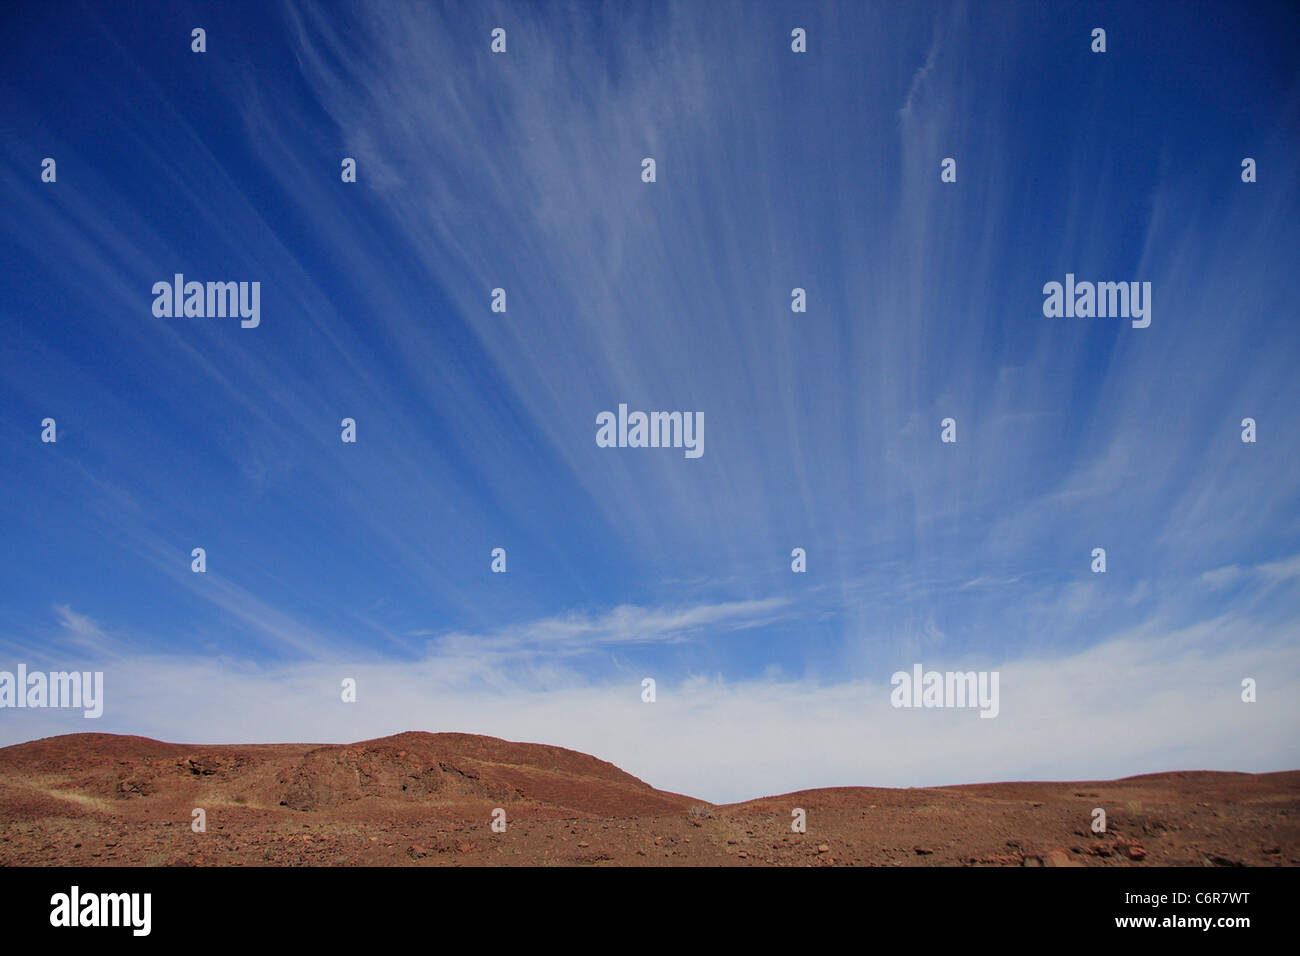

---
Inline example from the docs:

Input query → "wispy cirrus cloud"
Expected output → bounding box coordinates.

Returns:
[53,604,103,640]
[0,1,1296,793]
[431,597,792,658]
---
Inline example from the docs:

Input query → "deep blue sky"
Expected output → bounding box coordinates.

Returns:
[1,1,1297,799]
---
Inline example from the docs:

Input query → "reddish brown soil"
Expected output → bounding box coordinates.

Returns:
[0,732,1295,866]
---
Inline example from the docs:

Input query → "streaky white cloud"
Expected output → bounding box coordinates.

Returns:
[433,596,791,657]
[54,604,103,639]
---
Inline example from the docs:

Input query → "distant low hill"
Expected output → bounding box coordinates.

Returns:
[1,732,1295,867]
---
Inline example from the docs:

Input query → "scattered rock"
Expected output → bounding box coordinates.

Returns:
[1045,850,1084,867]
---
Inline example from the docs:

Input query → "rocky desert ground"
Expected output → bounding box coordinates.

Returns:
[0,732,1294,866]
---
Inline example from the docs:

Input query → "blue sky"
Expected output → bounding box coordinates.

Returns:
[1,0,1298,801]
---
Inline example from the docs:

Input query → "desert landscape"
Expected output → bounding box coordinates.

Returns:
[0,732,1294,867]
